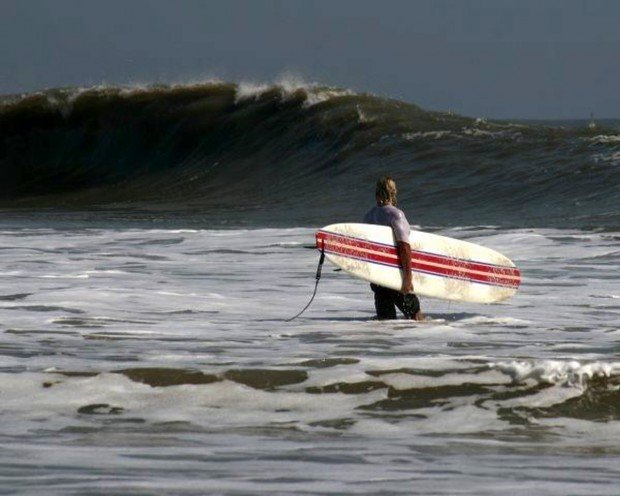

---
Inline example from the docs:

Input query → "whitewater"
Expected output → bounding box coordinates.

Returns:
[0,225,618,495]
[0,81,619,494]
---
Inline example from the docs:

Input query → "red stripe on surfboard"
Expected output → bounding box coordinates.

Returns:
[317,231,519,276]
[316,230,521,288]
[331,243,518,288]
[325,242,518,288]
[317,234,520,288]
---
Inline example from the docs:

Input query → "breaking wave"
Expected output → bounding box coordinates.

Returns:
[1,80,619,228]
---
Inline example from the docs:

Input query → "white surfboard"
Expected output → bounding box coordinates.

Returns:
[316,223,521,303]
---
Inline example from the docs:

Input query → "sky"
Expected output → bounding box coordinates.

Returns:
[2,0,619,119]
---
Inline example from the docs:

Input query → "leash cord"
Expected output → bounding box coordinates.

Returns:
[286,243,325,322]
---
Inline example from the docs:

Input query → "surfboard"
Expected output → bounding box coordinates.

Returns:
[315,223,521,303]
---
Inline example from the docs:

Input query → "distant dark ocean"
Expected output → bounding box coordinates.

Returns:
[1,81,618,228]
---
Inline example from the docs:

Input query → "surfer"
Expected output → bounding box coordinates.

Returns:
[364,177,424,321]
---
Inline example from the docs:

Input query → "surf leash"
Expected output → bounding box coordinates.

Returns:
[286,241,325,322]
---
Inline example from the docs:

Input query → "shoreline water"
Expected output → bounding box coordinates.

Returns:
[0,224,618,494]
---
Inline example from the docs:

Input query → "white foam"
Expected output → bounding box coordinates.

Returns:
[592,151,620,165]
[491,360,618,388]
[303,87,354,107]
[234,75,354,108]
[355,105,373,124]
[39,273,90,279]
[461,127,510,138]
[234,81,272,103]
[300,367,379,389]
[585,134,620,144]
[379,369,509,390]
[0,371,389,431]
[357,356,468,372]
[455,316,531,326]
[402,131,452,140]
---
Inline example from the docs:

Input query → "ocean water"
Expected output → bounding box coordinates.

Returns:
[0,81,619,495]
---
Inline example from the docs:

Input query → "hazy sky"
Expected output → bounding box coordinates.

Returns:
[2,0,619,118]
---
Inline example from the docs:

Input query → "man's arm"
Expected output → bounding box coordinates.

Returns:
[396,241,413,294]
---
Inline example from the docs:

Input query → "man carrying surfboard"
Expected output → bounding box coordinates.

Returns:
[364,177,424,321]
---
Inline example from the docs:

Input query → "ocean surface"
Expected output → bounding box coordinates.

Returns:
[0,81,619,495]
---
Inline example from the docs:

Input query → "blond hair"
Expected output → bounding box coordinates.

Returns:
[375,176,397,206]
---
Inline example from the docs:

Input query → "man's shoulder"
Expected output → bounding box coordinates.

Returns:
[384,205,406,218]
[364,204,409,227]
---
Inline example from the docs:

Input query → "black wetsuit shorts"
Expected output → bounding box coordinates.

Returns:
[370,283,420,320]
